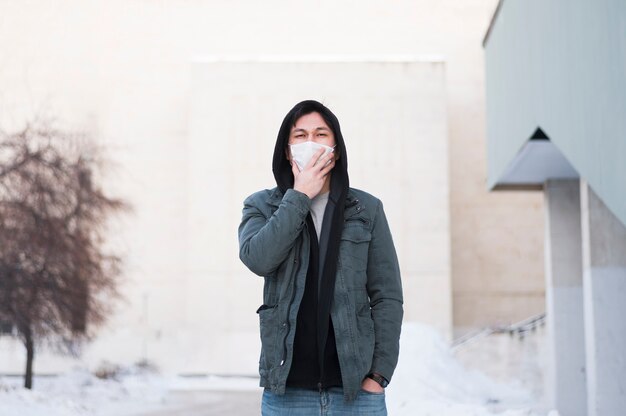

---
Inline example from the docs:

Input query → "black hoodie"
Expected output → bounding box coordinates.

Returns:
[272,100,349,390]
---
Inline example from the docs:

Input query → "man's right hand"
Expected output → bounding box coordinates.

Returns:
[292,147,335,199]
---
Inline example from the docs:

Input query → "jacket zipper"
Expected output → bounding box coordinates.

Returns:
[280,233,303,366]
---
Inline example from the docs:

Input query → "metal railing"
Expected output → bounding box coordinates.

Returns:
[451,312,546,349]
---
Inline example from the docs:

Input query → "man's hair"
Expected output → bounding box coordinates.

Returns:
[285,101,337,141]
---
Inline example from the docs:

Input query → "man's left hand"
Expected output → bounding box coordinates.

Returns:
[360,376,384,393]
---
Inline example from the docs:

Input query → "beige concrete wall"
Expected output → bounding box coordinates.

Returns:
[0,0,544,374]
[442,4,546,335]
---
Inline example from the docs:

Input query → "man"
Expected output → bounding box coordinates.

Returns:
[238,100,403,415]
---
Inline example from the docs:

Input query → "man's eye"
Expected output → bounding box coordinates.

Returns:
[295,135,305,139]
[318,133,327,137]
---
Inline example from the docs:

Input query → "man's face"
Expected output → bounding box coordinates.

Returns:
[286,111,337,162]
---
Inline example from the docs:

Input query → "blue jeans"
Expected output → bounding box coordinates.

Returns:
[261,386,387,415]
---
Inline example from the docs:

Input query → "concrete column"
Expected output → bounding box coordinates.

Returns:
[580,180,626,416]
[543,179,587,416]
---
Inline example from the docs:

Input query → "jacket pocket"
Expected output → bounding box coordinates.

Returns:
[342,220,372,242]
[257,304,279,376]
[256,303,277,313]
[340,225,372,279]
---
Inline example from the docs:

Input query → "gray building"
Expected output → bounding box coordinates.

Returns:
[483,1,626,415]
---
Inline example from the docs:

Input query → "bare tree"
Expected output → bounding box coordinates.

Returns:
[0,120,131,389]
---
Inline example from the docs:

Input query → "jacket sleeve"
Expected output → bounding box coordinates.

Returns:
[238,189,311,276]
[366,199,404,384]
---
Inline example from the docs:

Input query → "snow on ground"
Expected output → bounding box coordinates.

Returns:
[387,322,548,415]
[0,365,173,416]
[0,322,556,416]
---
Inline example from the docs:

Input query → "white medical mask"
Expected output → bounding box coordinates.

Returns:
[289,141,335,171]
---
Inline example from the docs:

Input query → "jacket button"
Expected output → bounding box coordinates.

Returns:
[282,322,287,327]
[356,206,361,212]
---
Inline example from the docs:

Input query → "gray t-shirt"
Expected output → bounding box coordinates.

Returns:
[310,191,329,240]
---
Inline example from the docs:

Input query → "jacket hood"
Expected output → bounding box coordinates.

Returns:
[272,100,349,195]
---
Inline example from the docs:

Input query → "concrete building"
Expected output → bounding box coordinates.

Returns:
[0,0,543,378]
[483,1,626,415]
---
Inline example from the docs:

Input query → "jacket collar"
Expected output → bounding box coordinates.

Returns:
[344,192,359,208]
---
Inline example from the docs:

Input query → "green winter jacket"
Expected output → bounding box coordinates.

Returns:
[238,186,403,402]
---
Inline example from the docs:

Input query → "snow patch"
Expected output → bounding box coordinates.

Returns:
[0,322,553,415]
[0,365,171,416]
[387,322,542,415]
